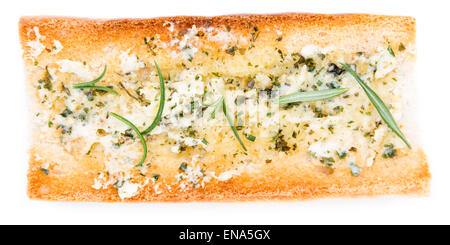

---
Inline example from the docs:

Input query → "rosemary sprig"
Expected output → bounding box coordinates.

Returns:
[340,63,411,148]
[141,61,165,135]
[109,112,148,167]
[72,65,118,95]
[119,82,141,101]
[275,88,348,104]
[222,98,247,151]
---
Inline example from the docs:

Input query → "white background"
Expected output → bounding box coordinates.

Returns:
[1,0,449,225]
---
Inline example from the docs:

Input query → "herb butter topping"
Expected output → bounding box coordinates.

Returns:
[30,24,410,199]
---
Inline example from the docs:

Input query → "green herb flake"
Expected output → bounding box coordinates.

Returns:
[246,134,256,142]
[382,144,397,158]
[338,151,347,159]
[113,180,124,189]
[225,45,238,56]
[326,81,340,89]
[179,162,188,172]
[348,162,361,177]
[398,43,406,52]
[60,108,73,118]
[38,79,52,91]
[387,44,396,57]
[273,130,290,152]
[152,174,160,181]
[305,58,316,72]
[40,167,49,175]
[321,157,335,164]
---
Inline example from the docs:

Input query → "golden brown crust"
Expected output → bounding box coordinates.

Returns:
[20,14,429,202]
[28,148,429,202]
[19,14,416,71]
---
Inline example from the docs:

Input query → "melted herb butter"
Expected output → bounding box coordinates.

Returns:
[36,43,406,198]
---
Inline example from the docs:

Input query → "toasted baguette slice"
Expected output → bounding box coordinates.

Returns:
[19,14,429,202]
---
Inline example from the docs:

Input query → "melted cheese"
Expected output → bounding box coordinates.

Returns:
[117,181,140,199]
[27,27,45,58]
[119,49,145,74]
[56,60,95,80]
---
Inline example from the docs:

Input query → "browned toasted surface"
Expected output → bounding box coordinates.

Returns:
[20,14,416,70]
[20,14,429,202]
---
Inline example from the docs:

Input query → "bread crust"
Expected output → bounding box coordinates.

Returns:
[19,13,429,202]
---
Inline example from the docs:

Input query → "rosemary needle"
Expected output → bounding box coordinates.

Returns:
[202,97,223,120]
[73,65,118,95]
[222,98,247,151]
[141,61,165,135]
[78,85,119,95]
[340,63,410,148]
[72,65,107,88]
[275,88,348,104]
